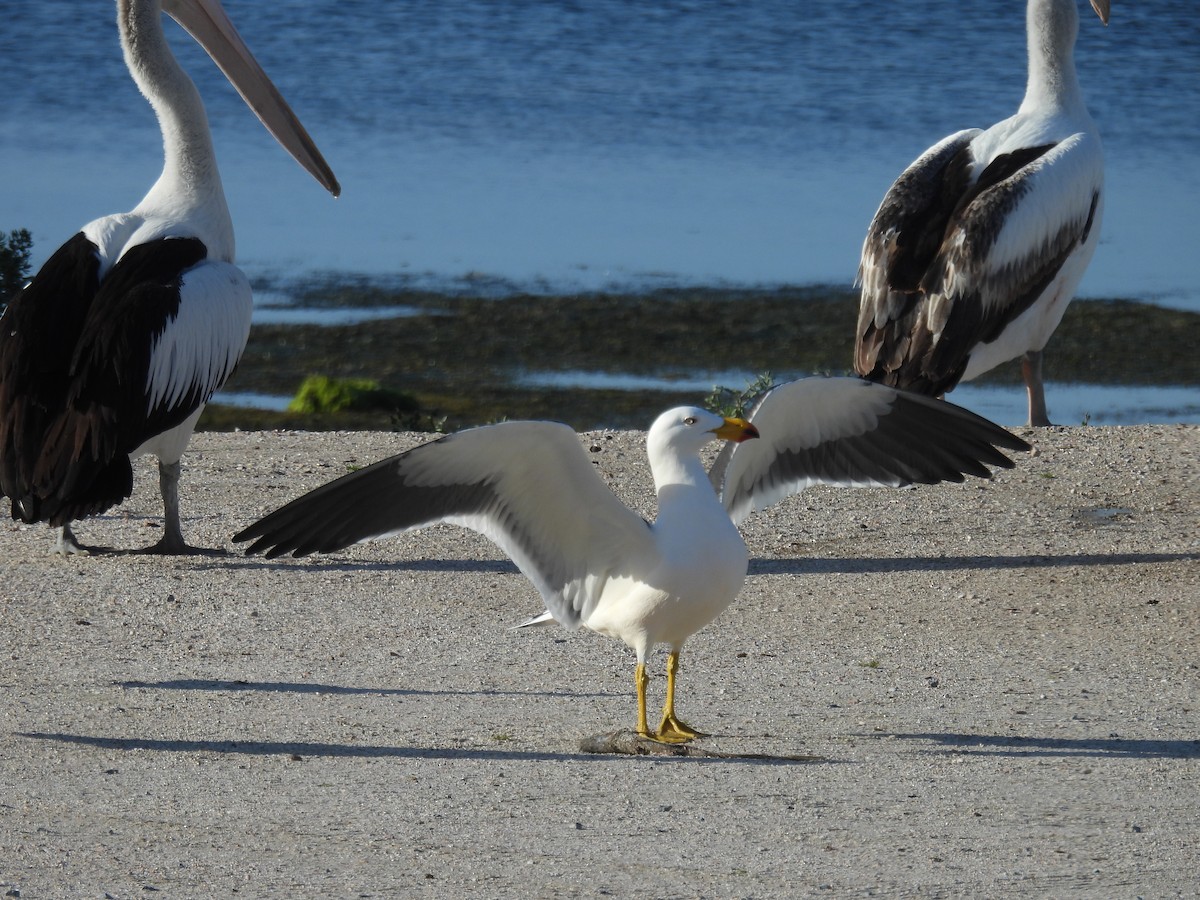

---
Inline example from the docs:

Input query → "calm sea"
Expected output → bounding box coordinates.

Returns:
[1,1,1198,425]
[1,0,1197,305]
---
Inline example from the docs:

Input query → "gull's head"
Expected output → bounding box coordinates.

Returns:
[647,407,759,461]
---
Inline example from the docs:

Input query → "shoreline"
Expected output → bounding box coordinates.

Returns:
[203,289,1200,432]
[1,424,1197,896]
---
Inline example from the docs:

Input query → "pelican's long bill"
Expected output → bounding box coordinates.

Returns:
[163,0,340,196]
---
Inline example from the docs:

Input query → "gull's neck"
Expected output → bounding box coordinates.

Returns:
[647,445,731,538]
[648,444,711,494]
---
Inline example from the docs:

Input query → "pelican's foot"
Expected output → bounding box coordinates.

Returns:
[1022,351,1053,426]
[54,526,91,557]
[134,535,227,557]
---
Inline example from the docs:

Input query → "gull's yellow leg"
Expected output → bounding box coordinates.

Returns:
[655,650,705,743]
[635,662,650,737]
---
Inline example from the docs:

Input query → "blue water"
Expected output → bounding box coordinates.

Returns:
[1,1,1198,425]
[215,380,1200,428]
[2,0,1197,303]
[515,372,1200,427]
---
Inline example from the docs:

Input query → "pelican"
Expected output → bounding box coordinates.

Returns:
[855,0,1108,427]
[0,0,339,555]
[235,378,1029,743]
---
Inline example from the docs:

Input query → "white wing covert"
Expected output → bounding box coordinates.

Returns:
[928,132,1103,339]
[716,378,1028,526]
[144,260,253,416]
[235,421,657,628]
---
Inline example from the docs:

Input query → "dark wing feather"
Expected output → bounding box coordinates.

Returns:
[234,444,492,559]
[856,129,981,382]
[718,377,1029,525]
[0,234,101,515]
[858,131,1099,396]
[59,238,213,438]
[922,144,1099,371]
[235,421,655,628]
[0,235,207,525]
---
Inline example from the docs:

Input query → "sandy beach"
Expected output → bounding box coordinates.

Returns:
[1,423,1196,898]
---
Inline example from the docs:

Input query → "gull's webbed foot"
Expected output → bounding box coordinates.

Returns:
[651,648,705,743]
[654,712,706,744]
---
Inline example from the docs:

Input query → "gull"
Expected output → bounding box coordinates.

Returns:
[235,377,1028,742]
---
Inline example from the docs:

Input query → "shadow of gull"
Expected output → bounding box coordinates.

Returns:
[871,731,1200,759]
[18,732,812,766]
[207,558,521,575]
[116,678,616,699]
[752,551,1199,576]
[207,552,1198,577]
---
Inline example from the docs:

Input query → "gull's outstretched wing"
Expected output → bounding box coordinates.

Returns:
[716,377,1029,525]
[234,421,656,628]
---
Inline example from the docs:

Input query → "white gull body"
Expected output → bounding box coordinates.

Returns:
[237,379,1029,743]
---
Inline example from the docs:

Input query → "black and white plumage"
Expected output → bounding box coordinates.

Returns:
[235,378,1029,743]
[0,0,339,554]
[855,0,1109,427]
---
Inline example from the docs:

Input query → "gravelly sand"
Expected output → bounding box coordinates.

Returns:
[1,424,1197,898]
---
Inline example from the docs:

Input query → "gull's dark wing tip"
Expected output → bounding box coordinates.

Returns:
[230,451,416,559]
[233,514,320,559]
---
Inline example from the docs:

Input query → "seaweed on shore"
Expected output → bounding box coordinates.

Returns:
[205,284,1200,432]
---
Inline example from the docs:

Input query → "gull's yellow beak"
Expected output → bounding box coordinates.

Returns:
[711,417,759,443]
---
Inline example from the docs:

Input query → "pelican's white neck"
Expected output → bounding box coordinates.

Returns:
[1020,0,1086,115]
[119,0,233,257]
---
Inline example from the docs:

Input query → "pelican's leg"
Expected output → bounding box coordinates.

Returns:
[139,460,222,556]
[54,524,90,556]
[635,662,651,737]
[1022,349,1052,427]
[655,650,705,743]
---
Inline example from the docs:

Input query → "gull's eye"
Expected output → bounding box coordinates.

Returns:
[683,416,698,426]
